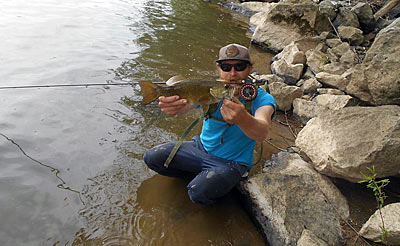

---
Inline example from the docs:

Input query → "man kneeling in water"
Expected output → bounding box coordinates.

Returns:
[144,43,276,205]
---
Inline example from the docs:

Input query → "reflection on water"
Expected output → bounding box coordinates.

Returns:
[0,0,268,245]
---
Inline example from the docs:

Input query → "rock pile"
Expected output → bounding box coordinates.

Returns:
[218,0,400,245]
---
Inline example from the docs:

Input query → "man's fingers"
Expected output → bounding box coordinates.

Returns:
[159,95,179,103]
[159,98,187,107]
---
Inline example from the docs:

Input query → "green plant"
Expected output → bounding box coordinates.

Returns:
[359,166,391,244]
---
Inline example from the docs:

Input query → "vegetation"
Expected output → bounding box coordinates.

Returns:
[359,166,391,245]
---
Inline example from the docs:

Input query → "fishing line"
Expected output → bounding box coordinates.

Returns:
[0,81,166,90]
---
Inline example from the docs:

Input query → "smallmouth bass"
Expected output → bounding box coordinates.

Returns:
[139,76,233,112]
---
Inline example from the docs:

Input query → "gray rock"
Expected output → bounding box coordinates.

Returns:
[317,88,345,95]
[359,203,400,245]
[362,18,400,105]
[316,72,349,91]
[239,151,349,246]
[351,2,375,33]
[305,49,330,74]
[319,0,337,21]
[321,62,349,75]
[295,105,400,182]
[271,59,304,85]
[339,48,358,64]
[326,38,343,48]
[312,94,355,110]
[252,2,332,52]
[269,82,303,111]
[293,98,327,124]
[338,25,364,46]
[345,64,373,102]
[301,77,322,94]
[333,7,360,28]
[331,42,351,57]
[274,42,306,65]
[297,229,329,246]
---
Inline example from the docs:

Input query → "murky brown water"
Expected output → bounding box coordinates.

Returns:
[0,0,278,245]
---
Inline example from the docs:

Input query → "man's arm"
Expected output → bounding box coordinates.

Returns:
[221,98,274,142]
[158,96,196,116]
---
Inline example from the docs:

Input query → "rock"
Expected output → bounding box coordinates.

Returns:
[297,229,329,246]
[295,105,400,182]
[351,2,375,33]
[312,94,355,110]
[273,42,306,65]
[293,98,327,124]
[319,0,337,21]
[326,38,343,48]
[269,82,303,111]
[271,59,304,85]
[333,7,360,28]
[330,42,351,58]
[359,203,400,245]
[241,1,275,13]
[321,62,349,75]
[317,88,345,95]
[302,66,316,80]
[301,77,322,94]
[252,2,332,52]
[239,151,349,246]
[305,49,330,74]
[338,25,364,46]
[339,48,358,65]
[256,74,285,84]
[249,12,269,33]
[362,18,400,105]
[345,64,373,103]
[316,72,349,91]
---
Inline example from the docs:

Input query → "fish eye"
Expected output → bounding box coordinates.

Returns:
[224,84,230,89]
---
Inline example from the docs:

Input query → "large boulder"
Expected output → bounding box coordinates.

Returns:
[295,105,400,182]
[252,2,332,52]
[359,203,400,245]
[346,18,400,105]
[239,151,349,246]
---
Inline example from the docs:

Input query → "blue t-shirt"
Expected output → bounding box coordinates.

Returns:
[200,88,276,169]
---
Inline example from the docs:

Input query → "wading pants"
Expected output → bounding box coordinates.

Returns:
[143,136,248,205]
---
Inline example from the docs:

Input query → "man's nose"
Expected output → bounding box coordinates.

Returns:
[229,68,238,75]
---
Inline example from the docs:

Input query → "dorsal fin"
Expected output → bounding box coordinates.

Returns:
[166,75,186,86]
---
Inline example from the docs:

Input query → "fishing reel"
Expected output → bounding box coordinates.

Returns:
[239,76,267,101]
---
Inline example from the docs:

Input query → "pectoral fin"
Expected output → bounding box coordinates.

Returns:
[200,104,209,114]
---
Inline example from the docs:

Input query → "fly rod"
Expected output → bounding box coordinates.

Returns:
[0,82,166,90]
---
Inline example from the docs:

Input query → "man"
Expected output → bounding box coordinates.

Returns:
[144,43,276,205]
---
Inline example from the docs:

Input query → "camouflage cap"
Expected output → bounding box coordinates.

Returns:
[216,43,252,63]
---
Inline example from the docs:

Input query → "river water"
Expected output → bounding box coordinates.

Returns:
[0,0,268,245]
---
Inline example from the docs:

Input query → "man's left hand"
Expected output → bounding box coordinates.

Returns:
[220,97,249,125]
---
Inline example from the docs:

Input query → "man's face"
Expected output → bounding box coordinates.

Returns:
[218,60,252,88]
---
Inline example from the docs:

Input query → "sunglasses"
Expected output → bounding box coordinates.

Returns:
[219,62,249,72]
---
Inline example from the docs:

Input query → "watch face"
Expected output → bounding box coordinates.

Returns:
[243,86,254,97]
[241,84,257,100]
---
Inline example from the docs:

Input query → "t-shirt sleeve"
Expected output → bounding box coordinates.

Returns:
[253,88,277,120]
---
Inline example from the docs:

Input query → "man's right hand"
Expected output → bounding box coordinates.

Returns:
[158,96,188,116]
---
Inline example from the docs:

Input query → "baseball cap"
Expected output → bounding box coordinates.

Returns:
[216,43,252,64]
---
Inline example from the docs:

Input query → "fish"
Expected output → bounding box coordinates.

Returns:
[139,76,234,112]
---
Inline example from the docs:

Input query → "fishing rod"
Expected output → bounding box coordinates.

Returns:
[0,82,166,90]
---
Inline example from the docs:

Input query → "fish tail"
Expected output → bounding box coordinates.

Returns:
[139,81,159,104]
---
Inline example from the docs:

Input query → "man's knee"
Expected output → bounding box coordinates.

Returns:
[187,170,237,205]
